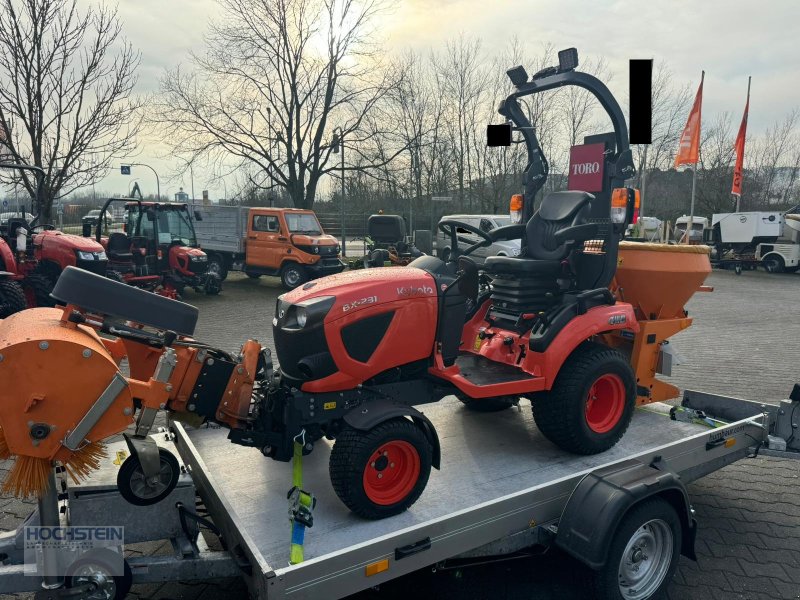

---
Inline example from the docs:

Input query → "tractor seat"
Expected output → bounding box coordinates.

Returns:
[107,232,133,260]
[485,191,594,320]
[51,266,198,336]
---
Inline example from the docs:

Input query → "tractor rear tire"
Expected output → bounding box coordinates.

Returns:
[532,342,635,455]
[330,418,432,519]
[23,273,56,308]
[459,395,515,412]
[0,279,27,318]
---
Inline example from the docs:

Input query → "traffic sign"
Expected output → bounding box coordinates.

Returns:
[120,165,131,175]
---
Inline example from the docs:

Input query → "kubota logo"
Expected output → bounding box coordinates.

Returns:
[572,161,601,175]
[397,285,434,297]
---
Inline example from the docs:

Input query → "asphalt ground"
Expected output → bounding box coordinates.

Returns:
[2,266,799,599]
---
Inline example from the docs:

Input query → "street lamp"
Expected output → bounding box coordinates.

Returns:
[121,163,160,200]
[331,127,345,255]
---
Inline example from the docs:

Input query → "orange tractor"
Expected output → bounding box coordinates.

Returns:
[0,51,712,527]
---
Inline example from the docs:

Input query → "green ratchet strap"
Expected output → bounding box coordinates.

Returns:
[288,431,316,565]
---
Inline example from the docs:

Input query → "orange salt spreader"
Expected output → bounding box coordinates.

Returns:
[608,241,713,404]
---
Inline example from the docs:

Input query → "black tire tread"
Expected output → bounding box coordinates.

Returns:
[532,342,635,455]
[23,272,56,307]
[329,418,432,519]
[0,278,27,317]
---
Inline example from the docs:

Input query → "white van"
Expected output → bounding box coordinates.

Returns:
[436,214,521,264]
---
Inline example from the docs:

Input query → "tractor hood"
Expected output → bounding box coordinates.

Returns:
[35,230,105,252]
[279,266,437,320]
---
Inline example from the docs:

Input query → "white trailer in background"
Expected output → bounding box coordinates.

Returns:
[672,215,708,244]
[711,210,800,273]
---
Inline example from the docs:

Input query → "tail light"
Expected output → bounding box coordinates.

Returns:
[631,189,641,224]
[509,194,524,224]
[122,223,127,232]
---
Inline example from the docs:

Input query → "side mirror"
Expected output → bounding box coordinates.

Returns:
[456,256,479,301]
[194,210,203,221]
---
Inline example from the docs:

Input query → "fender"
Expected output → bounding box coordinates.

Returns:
[0,242,18,275]
[343,398,441,469]
[555,458,696,570]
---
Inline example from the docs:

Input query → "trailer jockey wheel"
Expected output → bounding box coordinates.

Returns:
[329,418,432,519]
[532,342,636,455]
[66,549,133,600]
[587,497,681,600]
[117,447,180,506]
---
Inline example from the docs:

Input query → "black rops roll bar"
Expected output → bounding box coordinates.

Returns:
[96,197,144,243]
[498,67,636,223]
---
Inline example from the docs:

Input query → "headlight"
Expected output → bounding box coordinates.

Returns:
[278,295,335,330]
[96,251,107,260]
[190,255,199,262]
[77,251,95,260]
[296,309,308,327]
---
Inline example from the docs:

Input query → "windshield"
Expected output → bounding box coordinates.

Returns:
[127,205,197,245]
[285,213,322,235]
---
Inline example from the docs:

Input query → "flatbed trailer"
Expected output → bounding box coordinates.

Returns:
[1,391,797,600]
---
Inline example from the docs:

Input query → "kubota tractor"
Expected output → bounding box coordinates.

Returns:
[0,51,710,524]
[94,198,221,298]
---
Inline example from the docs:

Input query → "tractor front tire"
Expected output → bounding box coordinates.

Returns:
[23,273,56,308]
[330,418,432,519]
[532,342,635,455]
[207,254,229,281]
[0,279,27,318]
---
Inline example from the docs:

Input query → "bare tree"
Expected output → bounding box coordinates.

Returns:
[0,0,140,222]
[152,0,400,209]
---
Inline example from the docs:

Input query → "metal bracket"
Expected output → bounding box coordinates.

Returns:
[124,434,161,482]
[64,373,128,451]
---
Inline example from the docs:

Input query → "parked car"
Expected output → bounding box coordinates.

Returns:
[0,212,35,227]
[82,209,114,227]
[436,214,520,263]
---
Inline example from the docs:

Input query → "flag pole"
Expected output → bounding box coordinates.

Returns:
[685,70,704,244]
[734,75,751,212]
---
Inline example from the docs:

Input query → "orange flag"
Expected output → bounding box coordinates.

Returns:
[674,72,705,168]
[732,77,751,197]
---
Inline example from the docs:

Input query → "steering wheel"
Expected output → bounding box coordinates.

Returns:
[438,219,493,260]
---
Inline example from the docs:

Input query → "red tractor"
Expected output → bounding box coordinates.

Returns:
[94,198,221,298]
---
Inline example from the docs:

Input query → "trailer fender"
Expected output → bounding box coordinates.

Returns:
[555,458,696,570]
[343,399,441,469]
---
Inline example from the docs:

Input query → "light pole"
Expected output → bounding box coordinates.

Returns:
[123,163,160,200]
[331,127,345,255]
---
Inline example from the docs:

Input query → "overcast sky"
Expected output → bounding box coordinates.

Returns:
[78,0,800,200]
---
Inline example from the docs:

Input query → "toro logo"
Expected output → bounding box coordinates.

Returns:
[568,143,605,192]
[397,285,434,297]
[342,296,378,312]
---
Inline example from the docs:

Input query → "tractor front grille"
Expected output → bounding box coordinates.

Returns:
[75,258,108,276]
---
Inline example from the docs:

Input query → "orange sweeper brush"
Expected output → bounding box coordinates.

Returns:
[0,308,133,498]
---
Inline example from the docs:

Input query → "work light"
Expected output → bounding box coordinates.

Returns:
[558,48,579,72]
[506,65,529,87]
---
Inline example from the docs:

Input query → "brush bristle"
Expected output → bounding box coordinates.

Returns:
[2,455,51,498]
[63,442,107,484]
[0,427,10,461]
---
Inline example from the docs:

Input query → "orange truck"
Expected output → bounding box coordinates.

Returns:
[193,206,345,289]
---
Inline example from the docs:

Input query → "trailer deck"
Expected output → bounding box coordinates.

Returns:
[172,397,766,599]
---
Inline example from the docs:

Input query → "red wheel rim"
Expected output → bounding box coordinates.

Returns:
[585,373,626,434]
[362,440,421,505]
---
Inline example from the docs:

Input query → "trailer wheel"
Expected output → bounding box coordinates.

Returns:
[0,278,27,317]
[280,263,308,289]
[459,395,515,412]
[66,549,133,600]
[588,497,681,600]
[532,342,635,455]
[117,447,180,506]
[206,253,229,281]
[330,418,432,519]
[762,255,784,273]
[23,273,56,307]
